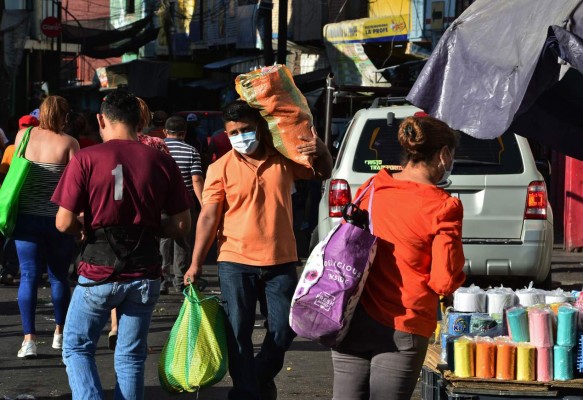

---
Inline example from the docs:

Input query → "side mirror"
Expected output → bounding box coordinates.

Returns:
[387,112,395,127]
[535,159,551,178]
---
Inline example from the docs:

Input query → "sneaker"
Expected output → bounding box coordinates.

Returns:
[174,284,186,294]
[52,334,63,350]
[0,272,14,285]
[108,330,118,351]
[17,340,37,358]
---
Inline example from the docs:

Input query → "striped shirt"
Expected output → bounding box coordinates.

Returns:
[164,138,202,196]
[19,161,66,217]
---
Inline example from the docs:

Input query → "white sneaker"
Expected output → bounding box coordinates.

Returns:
[52,334,63,350]
[17,340,37,358]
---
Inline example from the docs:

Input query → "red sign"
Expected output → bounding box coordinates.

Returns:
[41,17,62,38]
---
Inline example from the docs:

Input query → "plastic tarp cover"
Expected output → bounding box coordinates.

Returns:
[407,0,582,140]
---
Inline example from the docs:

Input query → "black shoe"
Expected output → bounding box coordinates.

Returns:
[108,331,117,351]
[0,271,14,285]
[259,380,277,400]
[160,287,169,295]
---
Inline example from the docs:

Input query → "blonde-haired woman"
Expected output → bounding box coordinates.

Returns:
[13,96,79,358]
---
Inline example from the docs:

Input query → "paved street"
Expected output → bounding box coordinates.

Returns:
[0,250,581,400]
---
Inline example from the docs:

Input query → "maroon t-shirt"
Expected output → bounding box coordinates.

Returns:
[52,139,193,281]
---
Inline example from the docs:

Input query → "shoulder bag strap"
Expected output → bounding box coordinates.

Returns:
[15,127,33,158]
[367,181,375,235]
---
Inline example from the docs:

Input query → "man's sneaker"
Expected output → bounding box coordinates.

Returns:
[17,340,37,358]
[0,272,14,285]
[52,334,63,350]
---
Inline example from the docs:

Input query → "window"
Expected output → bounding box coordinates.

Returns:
[126,0,135,14]
[352,119,524,174]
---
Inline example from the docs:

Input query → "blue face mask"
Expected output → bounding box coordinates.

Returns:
[229,131,260,155]
[439,147,455,183]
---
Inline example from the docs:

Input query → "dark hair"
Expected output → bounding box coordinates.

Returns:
[165,116,186,133]
[222,100,261,123]
[100,90,140,130]
[398,116,459,164]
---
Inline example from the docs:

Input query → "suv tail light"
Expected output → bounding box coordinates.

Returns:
[524,181,548,220]
[329,179,351,217]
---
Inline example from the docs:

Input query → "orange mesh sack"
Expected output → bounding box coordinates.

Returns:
[235,64,314,168]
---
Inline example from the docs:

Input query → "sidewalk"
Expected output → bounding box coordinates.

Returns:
[0,265,333,400]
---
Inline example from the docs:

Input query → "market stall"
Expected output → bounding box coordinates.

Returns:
[422,285,583,399]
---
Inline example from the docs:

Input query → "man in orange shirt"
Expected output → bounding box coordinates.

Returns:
[184,100,332,400]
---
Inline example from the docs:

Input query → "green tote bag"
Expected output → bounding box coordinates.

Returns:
[158,284,228,393]
[0,127,32,236]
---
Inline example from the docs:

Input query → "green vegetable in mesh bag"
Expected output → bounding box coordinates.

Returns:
[158,284,228,393]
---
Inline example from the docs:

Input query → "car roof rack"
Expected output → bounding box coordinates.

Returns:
[369,96,410,109]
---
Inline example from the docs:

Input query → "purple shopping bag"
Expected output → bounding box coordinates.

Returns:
[290,181,377,348]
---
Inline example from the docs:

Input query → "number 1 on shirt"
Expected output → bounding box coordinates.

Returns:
[111,164,123,201]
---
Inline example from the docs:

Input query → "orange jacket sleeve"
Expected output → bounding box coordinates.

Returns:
[428,196,466,295]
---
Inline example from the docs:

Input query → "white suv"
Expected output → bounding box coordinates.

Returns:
[316,101,554,286]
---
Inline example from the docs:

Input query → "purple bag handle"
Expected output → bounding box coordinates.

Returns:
[350,179,375,235]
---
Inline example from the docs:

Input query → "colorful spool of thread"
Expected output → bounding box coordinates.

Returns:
[475,339,496,379]
[537,346,553,382]
[529,308,554,347]
[454,337,475,378]
[448,312,472,337]
[440,332,449,363]
[470,314,499,337]
[577,332,583,374]
[507,307,530,342]
[446,336,456,371]
[554,345,574,381]
[556,306,577,347]
[496,340,516,380]
[516,344,536,381]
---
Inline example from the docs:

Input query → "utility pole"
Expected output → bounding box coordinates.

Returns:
[56,0,62,94]
[276,0,287,65]
[259,0,274,65]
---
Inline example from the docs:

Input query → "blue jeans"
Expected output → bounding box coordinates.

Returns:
[218,261,298,400]
[13,213,75,334]
[62,276,161,400]
[160,208,198,290]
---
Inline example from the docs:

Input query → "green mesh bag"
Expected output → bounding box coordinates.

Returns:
[158,285,228,393]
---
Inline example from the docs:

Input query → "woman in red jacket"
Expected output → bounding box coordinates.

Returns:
[332,115,466,400]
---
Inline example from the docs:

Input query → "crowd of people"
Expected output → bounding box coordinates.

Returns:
[0,88,466,400]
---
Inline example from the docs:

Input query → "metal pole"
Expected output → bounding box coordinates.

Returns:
[324,73,335,149]
[259,0,274,66]
[277,0,288,65]
[56,0,62,94]
[199,0,203,40]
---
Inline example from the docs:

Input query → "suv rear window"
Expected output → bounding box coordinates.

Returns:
[352,118,524,174]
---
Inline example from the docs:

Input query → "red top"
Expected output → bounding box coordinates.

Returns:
[52,139,192,281]
[210,131,232,162]
[78,137,99,149]
[355,169,465,338]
